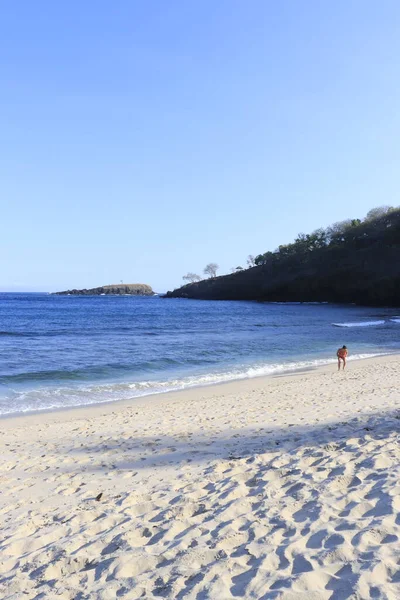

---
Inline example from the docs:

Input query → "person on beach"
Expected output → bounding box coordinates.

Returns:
[337,345,348,370]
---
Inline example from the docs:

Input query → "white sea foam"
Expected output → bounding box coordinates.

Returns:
[0,352,391,417]
[390,318,400,324]
[332,320,385,328]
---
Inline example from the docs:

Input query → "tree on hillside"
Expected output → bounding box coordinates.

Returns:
[168,207,400,305]
[365,206,395,222]
[246,255,256,267]
[326,219,354,244]
[254,251,274,266]
[309,228,329,250]
[242,206,399,271]
[204,263,219,278]
[182,273,201,283]
[242,206,398,272]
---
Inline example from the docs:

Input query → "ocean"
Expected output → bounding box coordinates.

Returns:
[0,293,399,416]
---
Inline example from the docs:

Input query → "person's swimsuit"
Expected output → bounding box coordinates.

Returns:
[338,349,347,359]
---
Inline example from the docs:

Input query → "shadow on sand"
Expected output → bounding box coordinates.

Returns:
[56,408,400,599]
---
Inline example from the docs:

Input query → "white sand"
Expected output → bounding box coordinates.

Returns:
[1,355,400,599]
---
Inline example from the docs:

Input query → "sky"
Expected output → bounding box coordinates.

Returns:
[1,1,400,293]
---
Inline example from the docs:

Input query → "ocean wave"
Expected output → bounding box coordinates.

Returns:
[0,329,134,338]
[332,320,385,328]
[269,302,329,305]
[0,356,217,386]
[0,352,391,417]
[0,331,31,337]
[390,318,400,324]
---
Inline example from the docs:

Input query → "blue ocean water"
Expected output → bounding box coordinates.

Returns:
[0,293,399,416]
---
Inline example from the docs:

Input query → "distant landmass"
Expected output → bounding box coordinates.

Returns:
[165,208,400,307]
[55,284,154,296]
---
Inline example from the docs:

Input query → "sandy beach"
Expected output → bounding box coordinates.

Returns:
[1,355,400,599]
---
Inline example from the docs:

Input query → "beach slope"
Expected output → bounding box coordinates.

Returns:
[1,356,400,599]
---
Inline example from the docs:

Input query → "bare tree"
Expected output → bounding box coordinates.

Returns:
[204,263,219,278]
[182,273,201,283]
[246,255,256,267]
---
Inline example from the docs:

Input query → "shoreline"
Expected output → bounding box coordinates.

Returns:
[2,352,398,429]
[1,354,400,598]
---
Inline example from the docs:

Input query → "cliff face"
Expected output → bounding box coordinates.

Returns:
[165,211,400,306]
[55,284,154,296]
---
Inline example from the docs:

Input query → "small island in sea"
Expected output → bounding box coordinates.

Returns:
[54,283,154,296]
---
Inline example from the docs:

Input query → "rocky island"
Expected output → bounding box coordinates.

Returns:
[55,284,154,296]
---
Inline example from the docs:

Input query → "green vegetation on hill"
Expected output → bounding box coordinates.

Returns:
[55,284,154,296]
[165,207,400,306]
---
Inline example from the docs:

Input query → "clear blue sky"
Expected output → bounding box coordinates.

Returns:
[2,1,400,292]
